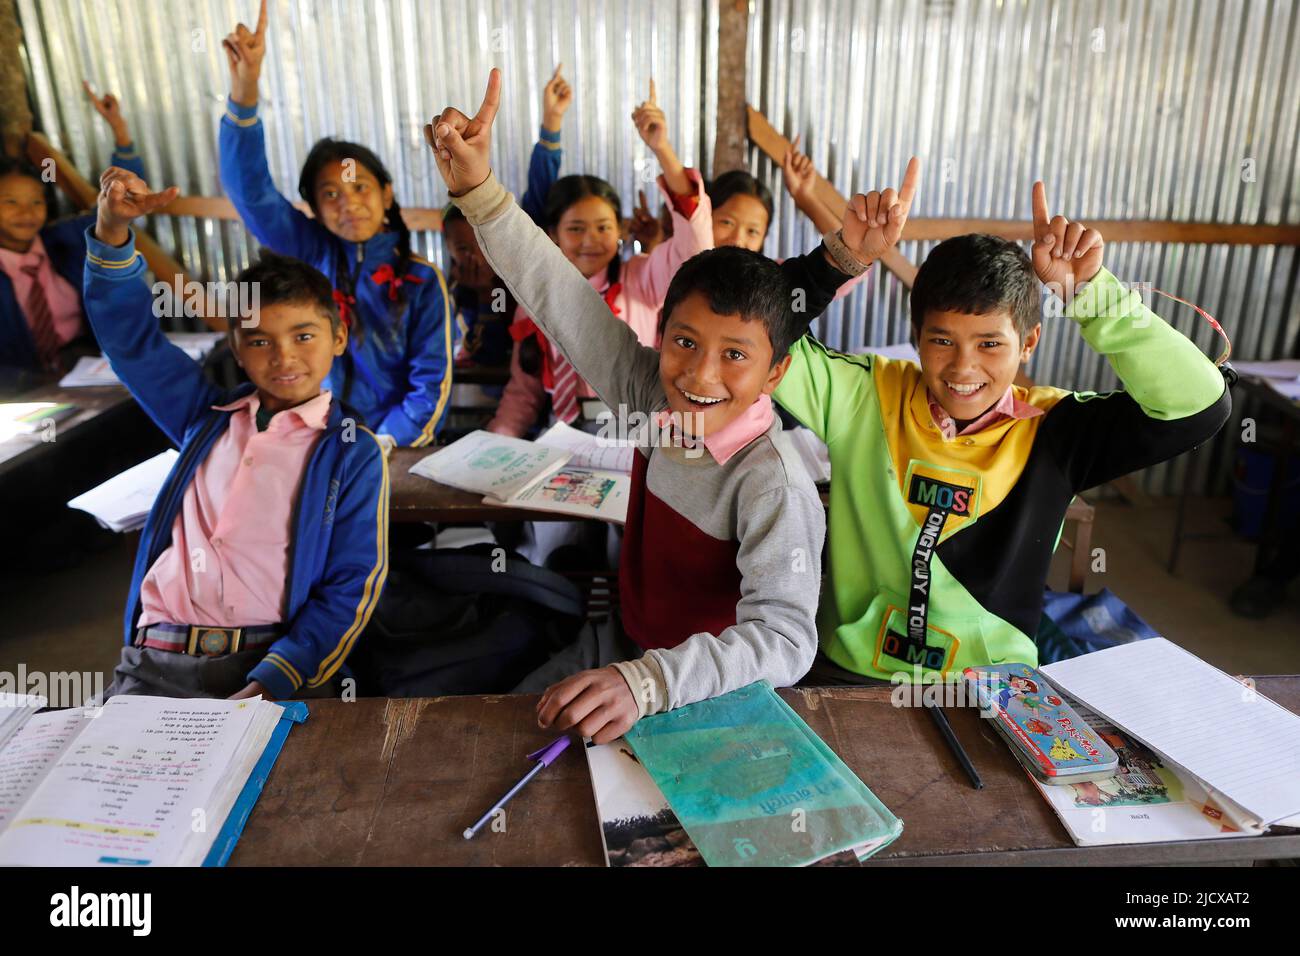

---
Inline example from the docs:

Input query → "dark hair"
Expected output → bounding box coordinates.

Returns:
[910,234,1039,342]
[297,138,410,338]
[442,203,465,226]
[706,170,773,230]
[543,174,623,285]
[658,247,797,364]
[231,250,340,336]
[0,156,57,216]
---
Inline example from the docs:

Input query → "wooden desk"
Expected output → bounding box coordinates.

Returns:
[0,383,138,479]
[389,447,593,523]
[230,676,1300,866]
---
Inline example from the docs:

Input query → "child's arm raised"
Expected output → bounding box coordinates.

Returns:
[774,159,918,440]
[245,430,390,701]
[519,64,571,226]
[1030,182,1230,488]
[83,81,146,179]
[631,80,690,198]
[84,168,220,447]
[218,0,328,263]
[427,71,661,415]
[781,135,842,236]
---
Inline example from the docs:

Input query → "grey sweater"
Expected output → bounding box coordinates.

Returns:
[455,173,826,712]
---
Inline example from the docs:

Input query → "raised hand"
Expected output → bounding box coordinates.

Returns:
[628,188,662,251]
[841,156,919,265]
[1031,181,1103,301]
[83,81,131,145]
[95,167,180,246]
[781,134,816,202]
[631,79,669,154]
[542,63,572,132]
[425,69,500,197]
[223,0,269,107]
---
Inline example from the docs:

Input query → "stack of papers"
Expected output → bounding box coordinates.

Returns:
[1035,638,1300,845]
[0,694,47,753]
[67,449,178,532]
[59,332,225,387]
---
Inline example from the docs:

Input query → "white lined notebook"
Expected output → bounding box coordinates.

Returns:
[1043,638,1300,827]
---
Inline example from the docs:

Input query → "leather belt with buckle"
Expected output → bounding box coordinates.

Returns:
[135,624,280,657]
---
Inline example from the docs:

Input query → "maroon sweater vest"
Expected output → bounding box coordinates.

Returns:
[618,452,743,649]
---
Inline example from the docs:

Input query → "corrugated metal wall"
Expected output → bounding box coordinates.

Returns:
[17,0,715,275]
[17,0,1300,493]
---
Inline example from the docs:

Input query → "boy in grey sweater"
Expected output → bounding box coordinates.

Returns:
[427,71,867,742]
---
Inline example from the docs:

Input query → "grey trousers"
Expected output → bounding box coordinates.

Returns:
[103,646,340,700]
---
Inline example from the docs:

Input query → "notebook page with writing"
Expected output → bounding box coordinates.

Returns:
[0,709,86,832]
[536,421,636,473]
[0,696,271,866]
[1043,639,1300,826]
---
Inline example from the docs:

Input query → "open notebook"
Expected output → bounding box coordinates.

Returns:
[0,695,304,866]
[410,426,632,523]
[1040,638,1300,840]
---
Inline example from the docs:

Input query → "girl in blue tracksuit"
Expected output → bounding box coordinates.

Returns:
[220,109,452,447]
[219,8,450,446]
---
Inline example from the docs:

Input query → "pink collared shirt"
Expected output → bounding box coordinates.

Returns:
[927,385,1043,440]
[137,390,333,629]
[0,236,84,345]
[654,393,775,466]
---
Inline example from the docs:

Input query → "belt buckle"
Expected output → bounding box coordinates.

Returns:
[187,626,243,657]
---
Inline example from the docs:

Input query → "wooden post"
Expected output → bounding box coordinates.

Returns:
[0,0,33,158]
[712,0,749,177]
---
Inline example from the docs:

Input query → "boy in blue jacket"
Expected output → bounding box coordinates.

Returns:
[87,166,389,700]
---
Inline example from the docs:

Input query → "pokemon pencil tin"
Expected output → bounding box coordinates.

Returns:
[963,663,1119,785]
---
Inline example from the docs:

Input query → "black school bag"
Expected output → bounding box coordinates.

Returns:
[351,546,586,697]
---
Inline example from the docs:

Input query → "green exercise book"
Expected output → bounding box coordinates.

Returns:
[623,681,903,866]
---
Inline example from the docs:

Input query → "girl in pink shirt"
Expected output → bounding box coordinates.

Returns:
[487,82,713,437]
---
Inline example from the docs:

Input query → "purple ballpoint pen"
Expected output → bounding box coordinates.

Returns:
[463,735,573,839]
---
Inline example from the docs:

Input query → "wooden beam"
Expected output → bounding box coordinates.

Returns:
[747,105,918,287]
[156,194,445,232]
[0,0,31,158]
[901,218,1300,246]
[747,104,1300,287]
[712,0,749,176]
[24,132,226,333]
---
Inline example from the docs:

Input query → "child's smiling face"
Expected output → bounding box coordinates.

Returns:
[658,290,790,437]
[711,193,769,252]
[0,173,48,252]
[550,195,620,279]
[917,308,1041,426]
[312,160,394,244]
[232,301,347,413]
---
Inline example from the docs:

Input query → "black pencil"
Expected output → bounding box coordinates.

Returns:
[926,701,984,789]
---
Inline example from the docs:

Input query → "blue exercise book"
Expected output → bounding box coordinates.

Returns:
[623,681,902,866]
[203,701,308,867]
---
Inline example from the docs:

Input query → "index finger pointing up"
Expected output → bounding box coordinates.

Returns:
[256,0,268,36]
[648,78,657,105]
[1032,181,1050,234]
[551,62,563,80]
[899,156,920,207]
[476,68,502,125]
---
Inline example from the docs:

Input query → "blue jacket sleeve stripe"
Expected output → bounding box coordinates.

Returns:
[307,430,390,685]
[262,653,303,690]
[409,268,454,448]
